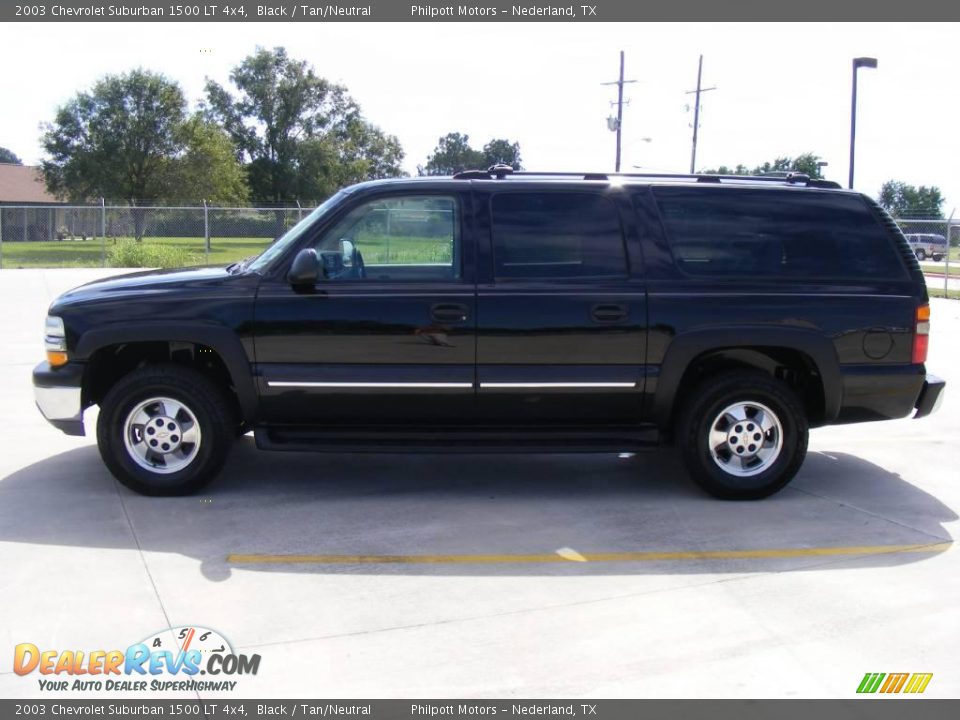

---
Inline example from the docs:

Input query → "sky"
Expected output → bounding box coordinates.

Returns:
[2,21,958,213]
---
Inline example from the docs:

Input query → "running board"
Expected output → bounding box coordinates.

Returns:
[254,425,660,453]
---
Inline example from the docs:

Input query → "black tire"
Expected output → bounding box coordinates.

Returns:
[932,254,944,262]
[96,364,234,496]
[676,370,808,500]
[915,249,926,261]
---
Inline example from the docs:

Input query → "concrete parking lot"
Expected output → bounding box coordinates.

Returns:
[0,269,957,699]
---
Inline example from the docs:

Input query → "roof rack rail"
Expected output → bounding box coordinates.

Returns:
[451,168,843,189]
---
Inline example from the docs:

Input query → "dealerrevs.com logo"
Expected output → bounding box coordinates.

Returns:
[14,626,260,692]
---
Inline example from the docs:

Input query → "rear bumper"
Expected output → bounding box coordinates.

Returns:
[914,374,946,419]
[33,361,85,436]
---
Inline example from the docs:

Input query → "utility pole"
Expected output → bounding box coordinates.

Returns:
[602,51,636,172]
[685,55,716,173]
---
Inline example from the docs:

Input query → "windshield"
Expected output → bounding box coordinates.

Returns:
[247,190,351,273]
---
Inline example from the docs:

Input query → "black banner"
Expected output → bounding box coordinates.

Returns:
[4,0,960,22]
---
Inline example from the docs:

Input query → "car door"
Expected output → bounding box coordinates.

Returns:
[473,185,647,425]
[253,189,477,426]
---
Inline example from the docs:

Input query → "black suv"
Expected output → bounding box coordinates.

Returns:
[33,169,945,499]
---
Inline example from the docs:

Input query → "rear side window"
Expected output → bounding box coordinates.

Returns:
[491,192,627,279]
[653,187,906,280]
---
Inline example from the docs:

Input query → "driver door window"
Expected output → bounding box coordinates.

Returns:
[314,195,460,282]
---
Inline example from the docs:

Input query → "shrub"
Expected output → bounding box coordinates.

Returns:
[108,240,197,269]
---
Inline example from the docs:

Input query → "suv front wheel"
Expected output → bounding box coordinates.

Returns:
[677,370,808,500]
[96,364,234,496]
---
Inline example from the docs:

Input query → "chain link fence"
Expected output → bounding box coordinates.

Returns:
[1,203,958,274]
[894,218,959,297]
[0,203,315,269]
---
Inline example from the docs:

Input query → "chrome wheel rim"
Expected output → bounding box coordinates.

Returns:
[123,397,201,474]
[708,401,783,477]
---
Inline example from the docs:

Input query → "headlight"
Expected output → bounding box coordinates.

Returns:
[44,316,68,366]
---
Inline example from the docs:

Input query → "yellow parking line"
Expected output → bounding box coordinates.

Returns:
[228,541,952,565]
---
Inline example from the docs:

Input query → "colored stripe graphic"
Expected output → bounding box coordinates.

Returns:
[857,672,932,694]
[904,673,933,694]
[880,673,909,693]
[857,673,886,693]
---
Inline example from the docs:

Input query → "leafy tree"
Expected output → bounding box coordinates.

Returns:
[203,46,403,209]
[482,138,522,169]
[0,146,22,164]
[422,132,485,175]
[704,153,826,179]
[421,133,523,175]
[41,69,188,239]
[878,180,944,219]
[164,116,249,205]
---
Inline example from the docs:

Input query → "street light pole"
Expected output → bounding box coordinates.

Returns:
[848,57,877,189]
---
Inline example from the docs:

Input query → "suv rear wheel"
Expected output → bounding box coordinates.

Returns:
[677,370,808,500]
[915,248,927,261]
[96,364,233,496]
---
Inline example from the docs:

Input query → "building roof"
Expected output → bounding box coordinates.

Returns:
[0,164,60,204]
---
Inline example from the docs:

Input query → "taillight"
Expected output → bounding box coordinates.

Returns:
[912,304,930,364]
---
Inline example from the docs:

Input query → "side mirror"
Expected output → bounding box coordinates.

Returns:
[288,248,320,285]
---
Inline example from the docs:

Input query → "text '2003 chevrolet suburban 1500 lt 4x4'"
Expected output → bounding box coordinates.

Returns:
[33,168,946,499]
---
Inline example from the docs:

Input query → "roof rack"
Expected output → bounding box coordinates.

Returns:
[451,166,842,189]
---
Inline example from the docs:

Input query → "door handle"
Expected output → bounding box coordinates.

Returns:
[591,303,628,324]
[430,303,469,323]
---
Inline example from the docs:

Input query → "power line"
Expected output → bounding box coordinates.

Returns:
[601,51,637,173]
[685,54,717,173]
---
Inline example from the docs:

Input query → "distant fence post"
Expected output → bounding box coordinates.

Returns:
[100,198,107,268]
[296,200,302,223]
[946,209,955,297]
[203,199,210,263]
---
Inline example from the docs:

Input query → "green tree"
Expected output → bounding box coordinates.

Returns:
[203,46,403,209]
[41,69,188,239]
[421,133,523,175]
[878,180,944,218]
[0,146,22,164]
[482,138,522,169]
[704,153,826,179]
[165,116,249,205]
[422,132,485,175]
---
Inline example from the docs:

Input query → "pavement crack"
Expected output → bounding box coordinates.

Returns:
[790,486,952,543]
[112,479,174,631]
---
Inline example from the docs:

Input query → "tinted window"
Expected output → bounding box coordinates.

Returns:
[491,192,627,279]
[653,188,905,280]
[314,195,459,282]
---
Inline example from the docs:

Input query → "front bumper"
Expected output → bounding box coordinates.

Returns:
[914,374,946,419]
[33,361,85,436]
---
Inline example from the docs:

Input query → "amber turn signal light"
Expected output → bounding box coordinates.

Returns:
[46,351,68,367]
